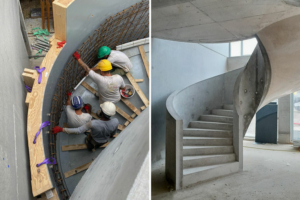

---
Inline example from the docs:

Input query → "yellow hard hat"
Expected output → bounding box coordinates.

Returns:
[96,59,112,71]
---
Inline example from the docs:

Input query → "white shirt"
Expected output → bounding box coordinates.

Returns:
[66,105,92,128]
[107,50,133,72]
[89,70,125,104]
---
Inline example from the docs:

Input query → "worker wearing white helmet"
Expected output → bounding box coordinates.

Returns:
[52,102,119,151]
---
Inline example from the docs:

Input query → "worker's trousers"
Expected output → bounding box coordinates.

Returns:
[85,133,107,151]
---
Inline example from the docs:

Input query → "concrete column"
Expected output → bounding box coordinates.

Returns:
[278,95,291,144]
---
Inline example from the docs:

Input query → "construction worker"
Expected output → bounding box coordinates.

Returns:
[73,51,126,104]
[66,92,92,128]
[52,102,119,151]
[93,46,133,76]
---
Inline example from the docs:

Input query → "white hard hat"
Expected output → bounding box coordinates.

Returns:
[100,102,116,117]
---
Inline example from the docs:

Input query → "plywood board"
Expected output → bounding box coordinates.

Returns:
[138,45,149,77]
[27,37,63,197]
[126,72,149,107]
[53,2,67,41]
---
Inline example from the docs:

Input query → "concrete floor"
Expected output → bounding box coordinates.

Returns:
[152,141,300,200]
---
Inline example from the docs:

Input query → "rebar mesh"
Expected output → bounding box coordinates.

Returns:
[48,1,148,199]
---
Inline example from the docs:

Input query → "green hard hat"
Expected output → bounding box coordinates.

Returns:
[97,46,111,59]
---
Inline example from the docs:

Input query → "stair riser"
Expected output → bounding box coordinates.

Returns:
[183,154,235,169]
[212,110,233,117]
[183,130,232,138]
[224,105,234,110]
[200,116,233,123]
[182,162,239,187]
[183,139,233,146]
[189,122,232,130]
[183,146,234,156]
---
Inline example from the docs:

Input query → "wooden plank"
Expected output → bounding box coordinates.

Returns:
[135,79,143,83]
[124,121,130,127]
[46,0,51,31]
[25,93,31,107]
[41,0,45,29]
[115,106,133,122]
[126,72,149,107]
[140,106,146,111]
[90,112,99,119]
[53,1,67,41]
[62,142,109,151]
[121,98,141,115]
[138,45,149,77]
[131,113,137,118]
[27,37,63,196]
[81,81,97,94]
[64,160,93,178]
[118,124,125,131]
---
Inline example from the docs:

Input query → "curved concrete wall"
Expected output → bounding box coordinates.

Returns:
[169,68,243,128]
[70,108,149,200]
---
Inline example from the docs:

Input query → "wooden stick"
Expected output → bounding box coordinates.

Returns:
[81,81,97,94]
[126,72,149,107]
[135,79,143,83]
[115,106,133,122]
[46,0,50,31]
[140,106,146,111]
[62,142,109,152]
[41,0,45,29]
[121,98,141,115]
[64,161,94,178]
[138,46,149,77]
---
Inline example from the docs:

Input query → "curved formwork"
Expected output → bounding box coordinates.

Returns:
[26,0,149,199]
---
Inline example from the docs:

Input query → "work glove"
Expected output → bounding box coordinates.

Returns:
[67,92,71,96]
[52,126,63,134]
[84,105,90,112]
[73,51,80,60]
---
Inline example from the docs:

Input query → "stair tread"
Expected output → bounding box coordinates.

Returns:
[184,128,232,132]
[183,146,233,149]
[183,136,232,139]
[183,153,235,160]
[190,121,233,125]
[183,162,239,175]
[201,115,233,119]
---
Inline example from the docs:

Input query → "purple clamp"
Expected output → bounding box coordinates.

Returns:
[25,84,32,92]
[33,121,50,144]
[34,66,46,84]
[36,157,56,167]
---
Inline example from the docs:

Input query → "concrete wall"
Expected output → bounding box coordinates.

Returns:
[278,95,291,143]
[0,1,34,200]
[152,38,230,163]
[227,56,250,72]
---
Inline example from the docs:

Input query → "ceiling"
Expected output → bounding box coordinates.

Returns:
[152,0,300,43]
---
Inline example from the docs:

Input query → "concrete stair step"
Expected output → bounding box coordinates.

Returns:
[182,162,239,187]
[183,128,232,138]
[223,105,234,110]
[200,115,233,123]
[183,137,233,146]
[189,121,232,130]
[183,154,235,169]
[183,146,234,156]
[212,109,233,117]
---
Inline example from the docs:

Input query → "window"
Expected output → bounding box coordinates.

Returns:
[230,38,257,57]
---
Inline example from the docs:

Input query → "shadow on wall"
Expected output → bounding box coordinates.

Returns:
[151,38,230,163]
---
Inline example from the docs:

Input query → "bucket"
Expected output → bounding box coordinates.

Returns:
[120,84,135,98]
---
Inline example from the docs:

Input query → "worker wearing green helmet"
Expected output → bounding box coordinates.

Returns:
[91,46,133,76]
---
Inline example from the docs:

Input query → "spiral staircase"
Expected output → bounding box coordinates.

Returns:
[166,14,300,189]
